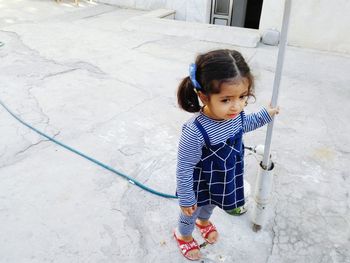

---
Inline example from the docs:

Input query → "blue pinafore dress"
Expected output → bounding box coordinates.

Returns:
[193,114,245,211]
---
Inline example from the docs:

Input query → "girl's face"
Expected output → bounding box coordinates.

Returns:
[199,78,249,121]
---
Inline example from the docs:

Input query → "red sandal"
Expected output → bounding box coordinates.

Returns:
[173,231,201,261]
[195,222,218,244]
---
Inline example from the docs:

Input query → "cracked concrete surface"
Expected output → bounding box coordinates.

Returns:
[1,1,350,262]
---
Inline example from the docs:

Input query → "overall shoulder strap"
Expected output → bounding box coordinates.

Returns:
[240,111,245,128]
[194,118,211,147]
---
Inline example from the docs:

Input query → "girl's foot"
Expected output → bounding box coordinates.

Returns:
[225,205,248,216]
[195,220,218,244]
[173,231,201,261]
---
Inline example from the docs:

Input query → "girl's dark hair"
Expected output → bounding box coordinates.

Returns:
[177,49,255,112]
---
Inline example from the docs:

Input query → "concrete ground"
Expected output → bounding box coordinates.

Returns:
[1,1,349,262]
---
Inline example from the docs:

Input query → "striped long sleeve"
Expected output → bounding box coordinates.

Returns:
[243,108,272,133]
[176,123,202,207]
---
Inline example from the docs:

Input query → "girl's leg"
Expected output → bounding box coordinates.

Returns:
[196,204,218,244]
[197,204,216,221]
[177,208,201,260]
[178,207,201,237]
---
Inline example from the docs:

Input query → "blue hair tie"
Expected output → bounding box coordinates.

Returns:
[189,63,202,90]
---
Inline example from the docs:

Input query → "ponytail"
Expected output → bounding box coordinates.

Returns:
[177,77,201,113]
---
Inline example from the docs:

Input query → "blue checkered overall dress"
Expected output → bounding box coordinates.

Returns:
[192,113,245,211]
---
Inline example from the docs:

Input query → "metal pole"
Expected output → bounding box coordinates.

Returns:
[252,0,292,232]
[261,0,292,169]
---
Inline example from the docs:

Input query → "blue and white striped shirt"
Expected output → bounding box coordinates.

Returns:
[176,108,272,207]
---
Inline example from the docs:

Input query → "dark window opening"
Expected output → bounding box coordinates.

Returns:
[244,0,263,29]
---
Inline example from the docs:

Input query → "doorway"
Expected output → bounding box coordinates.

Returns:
[244,0,263,29]
[210,0,263,29]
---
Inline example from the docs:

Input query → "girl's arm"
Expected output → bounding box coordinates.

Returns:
[243,107,276,133]
[176,124,202,208]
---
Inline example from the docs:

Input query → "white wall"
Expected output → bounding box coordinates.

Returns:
[100,0,350,54]
[99,0,211,23]
[259,0,350,54]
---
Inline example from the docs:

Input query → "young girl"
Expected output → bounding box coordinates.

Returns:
[174,49,279,261]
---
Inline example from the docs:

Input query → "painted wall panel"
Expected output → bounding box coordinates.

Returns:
[259,0,350,54]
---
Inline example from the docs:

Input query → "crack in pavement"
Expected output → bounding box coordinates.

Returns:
[15,131,61,157]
